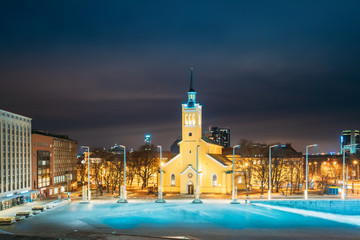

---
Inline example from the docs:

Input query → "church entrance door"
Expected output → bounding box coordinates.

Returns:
[187,182,194,194]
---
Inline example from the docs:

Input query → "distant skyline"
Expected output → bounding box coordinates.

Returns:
[1,1,360,153]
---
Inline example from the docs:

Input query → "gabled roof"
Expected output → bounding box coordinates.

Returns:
[180,164,198,175]
[271,144,302,158]
[207,154,232,167]
[201,137,222,146]
[163,154,181,167]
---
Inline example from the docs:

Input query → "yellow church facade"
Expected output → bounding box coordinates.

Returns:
[162,70,233,195]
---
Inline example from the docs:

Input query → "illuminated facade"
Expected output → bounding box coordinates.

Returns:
[341,130,359,154]
[162,70,233,194]
[0,109,32,197]
[32,130,77,194]
[31,131,53,197]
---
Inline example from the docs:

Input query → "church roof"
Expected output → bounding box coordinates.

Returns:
[201,137,222,146]
[207,154,232,166]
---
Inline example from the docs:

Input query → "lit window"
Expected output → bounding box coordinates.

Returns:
[212,174,218,187]
[170,173,175,186]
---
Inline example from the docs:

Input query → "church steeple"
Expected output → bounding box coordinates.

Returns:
[187,67,196,108]
[189,67,195,92]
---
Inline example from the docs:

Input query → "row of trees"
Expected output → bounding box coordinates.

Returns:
[78,145,172,196]
[237,139,359,195]
[237,139,305,196]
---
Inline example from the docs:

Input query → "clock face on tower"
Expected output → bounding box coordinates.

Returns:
[189,132,192,136]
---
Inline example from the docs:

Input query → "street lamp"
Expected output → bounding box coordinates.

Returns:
[81,146,90,203]
[354,160,359,181]
[193,145,202,204]
[342,144,358,199]
[305,144,318,200]
[231,145,240,204]
[156,145,165,203]
[117,145,127,203]
[268,145,278,200]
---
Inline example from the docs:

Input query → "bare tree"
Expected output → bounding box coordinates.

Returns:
[90,148,113,196]
[131,145,159,189]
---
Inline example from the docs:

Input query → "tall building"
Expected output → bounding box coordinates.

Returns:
[145,134,151,150]
[341,130,359,154]
[162,69,232,194]
[209,127,230,148]
[32,130,77,195]
[31,130,53,197]
[170,136,181,154]
[0,109,36,209]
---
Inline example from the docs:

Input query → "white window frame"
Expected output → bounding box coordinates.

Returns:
[170,173,176,186]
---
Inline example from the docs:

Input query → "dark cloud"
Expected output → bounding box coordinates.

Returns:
[1,1,360,153]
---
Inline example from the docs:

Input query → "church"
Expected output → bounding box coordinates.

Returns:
[162,69,233,194]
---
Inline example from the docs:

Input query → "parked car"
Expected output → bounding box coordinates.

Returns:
[155,191,166,196]
[148,187,166,196]
[147,187,155,195]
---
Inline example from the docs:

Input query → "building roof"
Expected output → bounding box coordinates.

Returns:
[201,137,222,146]
[0,108,32,120]
[207,154,232,166]
[32,129,77,142]
[271,144,302,158]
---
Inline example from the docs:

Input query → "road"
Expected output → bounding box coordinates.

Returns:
[0,199,359,239]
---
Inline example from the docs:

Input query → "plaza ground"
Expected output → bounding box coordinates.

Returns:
[0,195,360,239]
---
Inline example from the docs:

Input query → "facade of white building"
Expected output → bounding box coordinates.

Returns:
[0,109,32,197]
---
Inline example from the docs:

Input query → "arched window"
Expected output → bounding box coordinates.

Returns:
[192,114,195,125]
[212,174,218,187]
[170,173,176,186]
[185,114,188,126]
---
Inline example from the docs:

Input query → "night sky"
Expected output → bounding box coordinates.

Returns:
[1,1,360,153]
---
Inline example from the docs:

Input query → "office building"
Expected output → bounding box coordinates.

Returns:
[0,109,37,210]
[341,130,360,154]
[32,130,77,195]
[209,127,231,148]
[145,134,151,150]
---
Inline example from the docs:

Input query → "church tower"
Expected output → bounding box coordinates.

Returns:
[180,68,202,170]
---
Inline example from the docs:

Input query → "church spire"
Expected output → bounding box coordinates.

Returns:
[186,67,196,108]
[189,67,195,92]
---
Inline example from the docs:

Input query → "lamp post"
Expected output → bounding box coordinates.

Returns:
[117,145,127,203]
[354,160,359,181]
[231,145,240,204]
[305,144,318,200]
[342,144,357,199]
[81,146,90,203]
[156,145,165,203]
[333,161,337,184]
[352,160,357,194]
[268,145,278,200]
[193,145,202,204]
